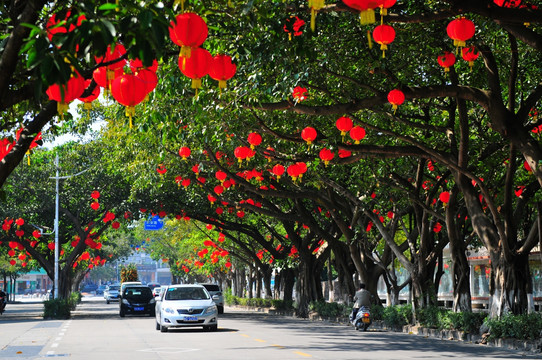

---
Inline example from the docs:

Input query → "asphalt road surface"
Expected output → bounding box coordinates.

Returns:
[1,296,540,359]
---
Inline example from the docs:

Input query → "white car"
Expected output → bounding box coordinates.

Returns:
[200,283,224,314]
[155,284,218,332]
[104,284,120,304]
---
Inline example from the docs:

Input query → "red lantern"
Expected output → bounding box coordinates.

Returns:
[319,148,335,166]
[379,0,396,16]
[301,127,317,145]
[343,0,378,25]
[216,171,227,182]
[129,58,159,73]
[46,10,86,43]
[77,79,101,110]
[493,0,522,7]
[94,44,127,89]
[338,149,352,158]
[179,47,212,92]
[46,72,86,116]
[179,146,191,160]
[349,126,366,144]
[181,178,191,188]
[437,51,456,72]
[214,185,224,195]
[110,74,147,128]
[372,24,396,58]
[439,191,450,204]
[387,89,405,113]
[271,164,285,180]
[336,117,353,136]
[136,69,158,97]
[92,66,123,95]
[292,86,308,102]
[169,13,208,58]
[234,146,251,165]
[461,46,479,69]
[247,132,262,149]
[208,54,237,89]
[446,17,475,48]
[284,16,306,40]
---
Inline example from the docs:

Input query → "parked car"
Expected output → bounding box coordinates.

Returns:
[81,283,98,293]
[155,284,218,332]
[200,283,224,314]
[120,285,155,317]
[96,285,107,295]
[104,284,120,304]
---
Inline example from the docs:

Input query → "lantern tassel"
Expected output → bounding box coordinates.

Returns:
[311,8,316,32]
[57,102,69,120]
[367,30,373,49]
[125,106,135,128]
[360,9,375,25]
[380,44,388,58]
[26,150,30,166]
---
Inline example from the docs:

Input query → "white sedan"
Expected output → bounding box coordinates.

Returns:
[155,284,218,332]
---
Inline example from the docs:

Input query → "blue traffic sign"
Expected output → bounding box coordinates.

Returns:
[144,215,164,231]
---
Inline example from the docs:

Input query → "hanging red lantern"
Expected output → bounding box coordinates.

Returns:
[338,149,352,158]
[208,54,237,90]
[247,132,262,149]
[349,126,366,144]
[110,74,147,128]
[372,24,396,58]
[379,0,396,16]
[461,46,479,69]
[95,43,127,73]
[437,51,456,72]
[284,16,306,40]
[343,0,378,25]
[271,164,285,180]
[234,146,251,165]
[292,86,308,102]
[439,191,450,204]
[179,47,212,93]
[46,72,86,116]
[169,12,208,58]
[77,79,101,111]
[129,58,159,74]
[301,126,317,145]
[336,117,353,137]
[136,69,158,97]
[493,0,522,6]
[216,170,227,182]
[237,210,245,218]
[92,66,123,95]
[319,148,335,166]
[46,10,86,43]
[387,89,405,113]
[214,185,224,195]
[446,17,475,48]
[179,146,191,160]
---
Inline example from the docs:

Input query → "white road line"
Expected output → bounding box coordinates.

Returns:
[51,343,59,348]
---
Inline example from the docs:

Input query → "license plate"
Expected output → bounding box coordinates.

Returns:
[362,317,370,323]
[184,316,198,321]
[134,307,144,311]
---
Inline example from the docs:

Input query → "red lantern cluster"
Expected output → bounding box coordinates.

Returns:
[287,162,307,181]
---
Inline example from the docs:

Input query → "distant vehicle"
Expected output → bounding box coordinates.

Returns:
[155,284,218,332]
[120,281,142,294]
[104,284,120,304]
[96,285,107,295]
[153,286,166,298]
[81,283,98,293]
[200,283,224,314]
[147,282,161,291]
[120,285,155,317]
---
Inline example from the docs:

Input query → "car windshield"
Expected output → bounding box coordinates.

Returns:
[165,287,210,301]
[124,287,152,299]
[109,286,119,291]
[203,284,220,292]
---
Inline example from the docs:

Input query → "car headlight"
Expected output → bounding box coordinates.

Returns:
[122,298,130,305]
[203,305,217,315]
[149,298,156,304]
[164,307,175,314]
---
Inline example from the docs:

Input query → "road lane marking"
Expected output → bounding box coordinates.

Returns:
[254,339,266,342]
[240,334,250,338]
[272,344,285,349]
[51,343,59,348]
[294,351,312,357]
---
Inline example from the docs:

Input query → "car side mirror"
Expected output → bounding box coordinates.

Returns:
[212,295,220,300]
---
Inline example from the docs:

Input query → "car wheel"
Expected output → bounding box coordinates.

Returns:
[210,324,218,331]
[106,300,110,304]
[160,324,168,333]
[119,309,125,317]
[218,306,224,314]
[150,311,155,317]
[156,321,160,331]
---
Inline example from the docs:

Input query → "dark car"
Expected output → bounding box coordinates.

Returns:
[120,285,156,317]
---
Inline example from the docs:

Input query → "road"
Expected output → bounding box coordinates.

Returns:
[0,295,539,359]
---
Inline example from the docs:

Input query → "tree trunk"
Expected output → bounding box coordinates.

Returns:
[283,268,295,303]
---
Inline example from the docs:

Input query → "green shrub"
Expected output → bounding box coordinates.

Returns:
[370,304,384,321]
[309,300,348,317]
[417,305,446,329]
[223,289,294,311]
[43,298,71,319]
[382,304,412,328]
[68,291,82,310]
[484,313,542,340]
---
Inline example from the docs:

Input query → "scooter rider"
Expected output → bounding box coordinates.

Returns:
[0,289,7,314]
[352,283,371,320]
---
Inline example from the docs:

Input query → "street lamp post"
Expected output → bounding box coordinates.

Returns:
[49,154,89,299]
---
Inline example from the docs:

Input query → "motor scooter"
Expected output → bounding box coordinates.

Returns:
[350,306,371,331]
[0,293,7,315]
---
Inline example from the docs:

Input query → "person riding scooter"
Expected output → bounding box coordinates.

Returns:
[350,283,372,330]
[0,289,7,315]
